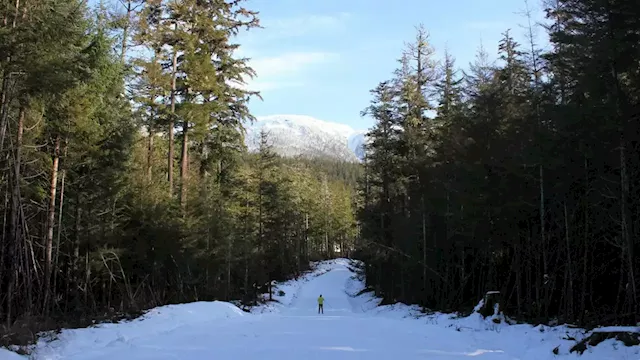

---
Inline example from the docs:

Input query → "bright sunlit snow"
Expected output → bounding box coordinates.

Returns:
[5,259,639,359]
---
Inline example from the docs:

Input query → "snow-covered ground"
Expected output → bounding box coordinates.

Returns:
[2,258,638,359]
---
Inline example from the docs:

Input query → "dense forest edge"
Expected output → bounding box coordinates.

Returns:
[0,0,639,352]
[0,0,360,347]
[355,0,640,329]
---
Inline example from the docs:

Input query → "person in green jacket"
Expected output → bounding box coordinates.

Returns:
[317,294,324,314]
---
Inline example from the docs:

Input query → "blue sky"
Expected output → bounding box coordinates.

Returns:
[235,0,550,130]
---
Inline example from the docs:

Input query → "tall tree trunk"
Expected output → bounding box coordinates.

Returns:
[581,154,589,323]
[305,213,309,261]
[146,93,156,181]
[5,106,25,326]
[44,135,61,313]
[12,0,20,27]
[52,167,66,304]
[119,0,132,64]
[619,136,636,313]
[539,164,548,316]
[0,71,14,152]
[563,201,574,321]
[168,29,178,197]
[198,141,206,179]
[73,193,81,305]
[0,0,20,151]
[244,258,249,302]
[180,119,188,211]
[421,195,427,301]
[147,129,154,181]
[226,234,231,300]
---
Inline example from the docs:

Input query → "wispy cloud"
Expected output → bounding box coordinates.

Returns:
[231,12,348,92]
[250,52,338,78]
[235,51,339,92]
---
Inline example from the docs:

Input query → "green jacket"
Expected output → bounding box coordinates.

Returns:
[317,296,324,305]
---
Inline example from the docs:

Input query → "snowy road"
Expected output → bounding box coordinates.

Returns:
[3,259,634,359]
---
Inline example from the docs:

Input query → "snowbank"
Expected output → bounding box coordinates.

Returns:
[0,348,25,359]
[2,258,638,360]
[25,301,247,359]
[266,258,640,358]
[342,262,429,320]
[340,259,640,359]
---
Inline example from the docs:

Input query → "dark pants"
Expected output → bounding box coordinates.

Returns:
[318,304,323,314]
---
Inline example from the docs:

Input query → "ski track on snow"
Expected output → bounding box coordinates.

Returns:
[2,259,638,360]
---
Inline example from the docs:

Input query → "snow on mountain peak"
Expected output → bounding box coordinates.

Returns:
[244,114,368,162]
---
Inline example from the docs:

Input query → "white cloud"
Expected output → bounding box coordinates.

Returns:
[230,13,347,92]
[236,51,338,92]
[250,52,338,78]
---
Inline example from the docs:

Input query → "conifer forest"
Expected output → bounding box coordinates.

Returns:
[0,0,639,338]
[358,0,640,327]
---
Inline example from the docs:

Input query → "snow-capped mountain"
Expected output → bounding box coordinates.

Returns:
[347,132,367,160]
[244,115,368,162]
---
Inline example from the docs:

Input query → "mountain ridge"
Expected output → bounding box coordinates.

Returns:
[243,114,368,162]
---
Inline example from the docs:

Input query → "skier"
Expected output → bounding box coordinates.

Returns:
[317,294,324,314]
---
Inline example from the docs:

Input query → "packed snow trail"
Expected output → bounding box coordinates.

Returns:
[285,263,356,316]
[6,259,637,359]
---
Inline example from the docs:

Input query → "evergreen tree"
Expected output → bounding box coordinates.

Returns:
[356,1,640,326]
[0,0,359,335]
